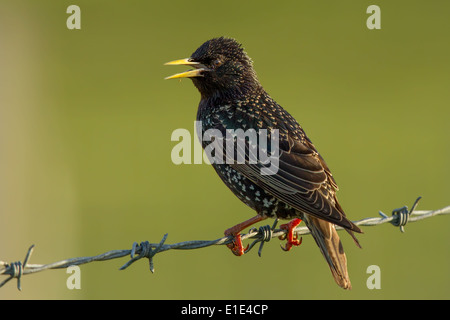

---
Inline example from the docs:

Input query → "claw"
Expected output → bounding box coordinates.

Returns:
[223,215,267,257]
[226,233,248,256]
[280,236,302,251]
[279,218,303,252]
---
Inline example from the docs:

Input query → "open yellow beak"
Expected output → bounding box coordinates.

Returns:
[164,58,199,66]
[164,58,205,80]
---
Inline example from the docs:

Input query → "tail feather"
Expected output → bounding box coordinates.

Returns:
[302,214,353,290]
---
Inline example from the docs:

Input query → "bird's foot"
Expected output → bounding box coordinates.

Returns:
[279,218,303,251]
[224,231,248,256]
[224,215,267,256]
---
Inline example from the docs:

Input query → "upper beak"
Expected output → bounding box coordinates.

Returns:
[164,58,206,80]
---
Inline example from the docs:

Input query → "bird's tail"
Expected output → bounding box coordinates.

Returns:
[302,214,352,290]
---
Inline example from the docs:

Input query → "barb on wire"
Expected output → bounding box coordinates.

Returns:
[376,196,422,232]
[0,244,35,291]
[1,196,449,291]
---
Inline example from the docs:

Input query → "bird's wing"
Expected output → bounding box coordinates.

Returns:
[208,106,361,233]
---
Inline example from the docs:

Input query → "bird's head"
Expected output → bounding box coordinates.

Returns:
[165,37,260,99]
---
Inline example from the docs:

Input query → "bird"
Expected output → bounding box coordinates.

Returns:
[165,37,362,289]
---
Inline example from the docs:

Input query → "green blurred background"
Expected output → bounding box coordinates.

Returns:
[1,0,449,299]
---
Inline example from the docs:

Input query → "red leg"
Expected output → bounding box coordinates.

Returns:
[279,218,303,251]
[224,215,267,256]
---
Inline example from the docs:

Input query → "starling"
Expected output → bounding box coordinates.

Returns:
[165,37,362,289]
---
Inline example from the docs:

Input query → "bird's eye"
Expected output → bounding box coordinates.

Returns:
[212,59,223,68]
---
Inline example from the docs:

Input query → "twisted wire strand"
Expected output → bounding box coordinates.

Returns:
[1,197,449,290]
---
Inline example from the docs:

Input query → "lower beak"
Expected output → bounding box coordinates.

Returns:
[164,58,206,80]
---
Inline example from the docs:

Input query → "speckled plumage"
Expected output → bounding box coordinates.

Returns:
[166,37,362,289]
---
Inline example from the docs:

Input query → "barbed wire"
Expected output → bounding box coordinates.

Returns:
[1,196,449,291]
